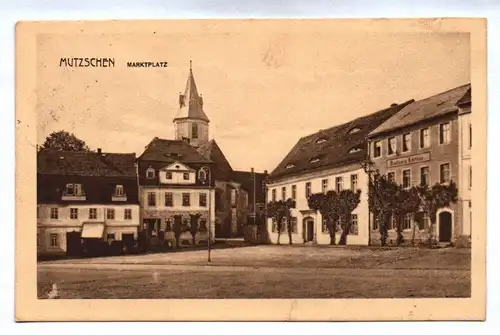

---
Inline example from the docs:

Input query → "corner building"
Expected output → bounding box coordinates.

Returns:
[367,83,471,245]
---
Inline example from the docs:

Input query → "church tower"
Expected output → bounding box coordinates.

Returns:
[173,61,210,148]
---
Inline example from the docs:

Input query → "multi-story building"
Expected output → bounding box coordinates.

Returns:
[37,149,140,256]
[367,83,471,245]
[457,87,472,242]
[137,138,215,247]
[265,100,413,245]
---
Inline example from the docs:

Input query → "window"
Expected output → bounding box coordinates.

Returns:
[124,209,132,220]
[440,163,450,184]
[166,171,173,180]
[348,147,362,154]
[335,177,343,193]
[348,127,361,134]
[322,179,328,194]
[469,166,472,189]
[402,133,411,152]
[107,208,115,220]
[183,172,190,180]
[291,185,297,200]
[402,169,411,189]
[192,123,198,139]
[70,208,78,220]
[50,234,59,247]
[388,137,396,155]
[164,192,173,207]
[349,214,359,235]
[373,141,381,158]
[389,215,397,230]
[199,193,207,207]
[199,219,207,232]
[322,219,328,233]
[439,122,451,144]
[469,124,472,148]
[387,172,395,183]
[50,208,59,220]
[316,138,327,144]
[281,187,286,200]
[231,189,237,205]
[146,168,155,179]
[310,157,320,163]
[165,219,173,231]
[89,208,97,219]
[65,183,83,196]
[147,192,156,207]
[182,193,190,206]
[420,127,430,148]
[420,166,429,186]
[290,217,298,233]
[285,163,295,169]
[350,174,358,191]
[305,182,312,198]
[403,214,412,230]
[198,170,206,181]
[272,189,276,201]
[115,185,124,196]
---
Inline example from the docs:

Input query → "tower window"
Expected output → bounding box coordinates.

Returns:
[192,123,198,139]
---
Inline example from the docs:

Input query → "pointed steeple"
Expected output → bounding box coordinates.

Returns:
[174,61,210,122]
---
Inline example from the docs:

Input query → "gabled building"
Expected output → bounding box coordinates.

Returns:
[37,149,140,256]
[137,137,215,247]
[266,100,414,245]
[367,83,471,245]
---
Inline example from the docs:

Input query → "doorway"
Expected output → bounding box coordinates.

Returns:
[303,218,314,242]
[438,211,453,243]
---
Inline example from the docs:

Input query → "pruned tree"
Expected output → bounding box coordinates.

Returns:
[368,173,399,246]
[307,191,340,245]
[392,186,422,246]
[338,189,362,245]
[189,214,202,246]
[266,199,296,245]
[417,181,459,247]
[40,130,91,152]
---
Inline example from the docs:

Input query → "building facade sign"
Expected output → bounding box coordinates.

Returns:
[386,152,431,168]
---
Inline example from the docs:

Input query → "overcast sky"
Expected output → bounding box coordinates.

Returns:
[36,24,470,172]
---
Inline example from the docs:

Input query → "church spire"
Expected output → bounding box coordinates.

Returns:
[174,61,209,122]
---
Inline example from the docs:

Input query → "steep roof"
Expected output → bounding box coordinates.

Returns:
[197,139,233,180]
[37,150,137,177]
[268,100,415,181]
[173,63,210,122]
[139,137,212,164]
[369,83,471,137]
[232,170,267,203]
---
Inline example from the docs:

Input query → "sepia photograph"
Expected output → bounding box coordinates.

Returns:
[15,18,487,321]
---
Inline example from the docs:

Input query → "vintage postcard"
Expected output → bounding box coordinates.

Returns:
[15,18,487,321]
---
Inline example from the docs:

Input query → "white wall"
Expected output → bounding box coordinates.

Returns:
[458,110,472,237]
[37,203,140,253]
[266,166,370,245]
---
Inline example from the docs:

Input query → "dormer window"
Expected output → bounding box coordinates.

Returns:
[198,169,206,181]
[348,127,361,134]
[316,138,328,144]
[310,157,321,163]
[349,146,362,154]
[115,185,124,197]
[166,172,173,180]
[183,172,190,180]
[146,168,155,179]
[65,183,83,196]
[285,163,295,169]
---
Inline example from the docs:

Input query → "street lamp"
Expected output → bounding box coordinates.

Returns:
[201,166,212,263]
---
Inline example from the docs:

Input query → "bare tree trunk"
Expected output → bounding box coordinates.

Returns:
[411,221,417,247]
[277,229,281,245]
[395,214,404,246]
[287,223,293,245]
[428,219,435,247]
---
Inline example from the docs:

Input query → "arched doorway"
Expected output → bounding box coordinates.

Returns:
[438,211,453,243]
[302,217,314,242]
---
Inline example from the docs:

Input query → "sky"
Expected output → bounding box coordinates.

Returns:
[36,24,470,173]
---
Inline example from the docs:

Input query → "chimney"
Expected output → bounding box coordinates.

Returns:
[264,170,268,175]
[97,148,102,154]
